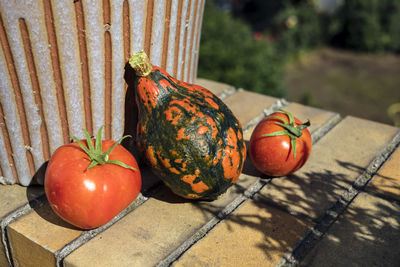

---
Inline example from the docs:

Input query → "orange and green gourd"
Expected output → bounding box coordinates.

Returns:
[127,51,246,200]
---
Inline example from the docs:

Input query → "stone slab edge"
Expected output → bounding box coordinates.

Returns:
[0,87,237,267]
[55,97,288,267]
[242,98,289,132]
[275,127,400,267]
[1,195,46,266]
[54,89,250,266]
[0,95,337,267]
[156,178,271,267]
[157,105,342,266]
[55,193,149,267]
[218,86,237,99]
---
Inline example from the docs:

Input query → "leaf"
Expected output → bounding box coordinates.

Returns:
[291,136,297,158]
[265,115,287,124]
[95,125,105,154]
[107,160,138,171]
[87,161,98,170]
[275,122,302,137]
[261,130,289,137]
[70,136,91,155]
[104,135,131,157]
[83,129,95,151]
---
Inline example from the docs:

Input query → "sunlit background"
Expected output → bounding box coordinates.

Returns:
[198,0,400,126]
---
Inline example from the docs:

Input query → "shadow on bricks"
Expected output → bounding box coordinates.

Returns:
[26,190,79,230]
[25,163,79,230]
[302,193,400,266]
[189,157,389,262]
[149,186,198,204]
[271,168,350,220]
[241,152,264,177]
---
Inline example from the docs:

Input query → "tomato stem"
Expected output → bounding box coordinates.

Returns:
[71,126,137,171]
[261,110,310,158]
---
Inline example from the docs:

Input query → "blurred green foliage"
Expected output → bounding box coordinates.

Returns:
[331,0,400,53]
[197,0,285,97]
[198,0,400,96]
[272,1,323,56]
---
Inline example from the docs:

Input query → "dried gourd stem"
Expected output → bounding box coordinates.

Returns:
[129,51,153,77]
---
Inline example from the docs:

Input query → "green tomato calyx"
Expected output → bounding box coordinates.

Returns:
[71,126,137,171]
[261,110,310,158]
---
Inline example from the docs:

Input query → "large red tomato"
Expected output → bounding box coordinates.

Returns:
[249,110,312,176]
[45,126,141,229]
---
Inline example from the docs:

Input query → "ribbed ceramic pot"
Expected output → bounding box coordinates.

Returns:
[0,0,205,185]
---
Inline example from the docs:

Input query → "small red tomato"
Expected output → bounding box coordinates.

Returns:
[45,126,141,229]
[249,110,312,176]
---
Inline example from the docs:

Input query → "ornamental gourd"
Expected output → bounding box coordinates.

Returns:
[126,51,246,200]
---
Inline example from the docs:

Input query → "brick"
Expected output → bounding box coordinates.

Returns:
[224,90,278,128]
[63,173,259,267]
[302,192,400,266]
[255,116,398,220]
[0,185,44,220]
[7,201,82,267]
[173,195,313,267]
[195,78,235,97]
[0,185,44,266]
[2,163,160,267]
[64,100,337,266]
[366,145,400,201]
